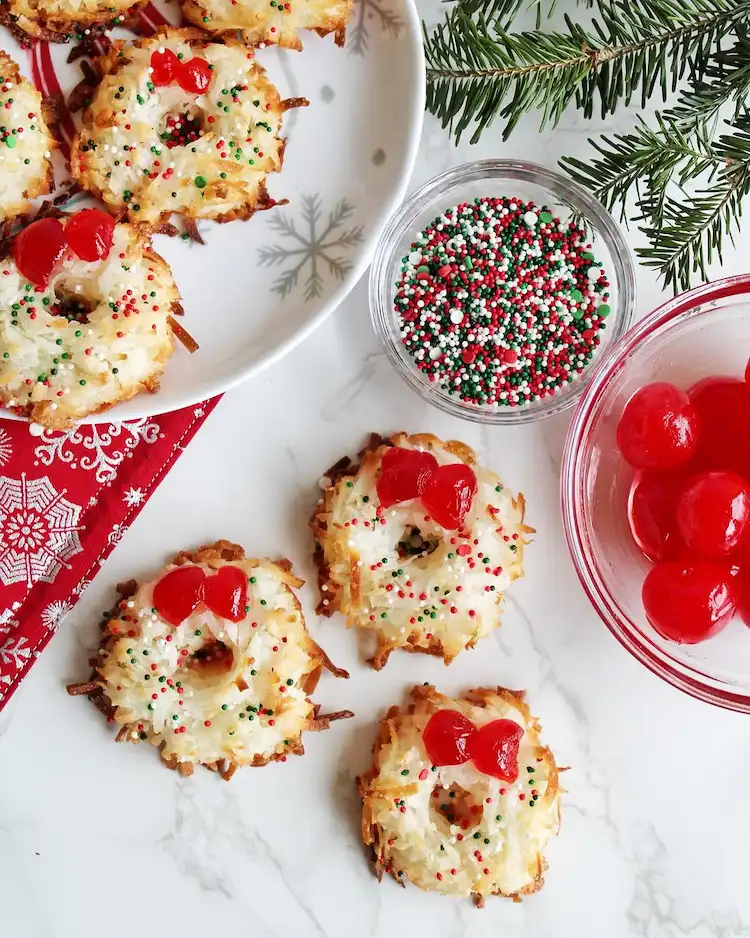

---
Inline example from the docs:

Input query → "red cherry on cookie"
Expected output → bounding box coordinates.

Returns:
[676,470,750,558]
[152,565,206,626]
[377,447,438,508]
[203,565,248,622]
[627,470,687,562]
[12,217,67,288]
[178,57,212,94]
[65,209,115,262]
[422,464,478,530]
[423,709,475,766]
[617,382,698,471]
[470,719,524,783]
[688,377,750,478]
[150,48,179,86]
[642,560,736,644]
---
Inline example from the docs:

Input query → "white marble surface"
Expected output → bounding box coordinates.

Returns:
[3,4,750,936]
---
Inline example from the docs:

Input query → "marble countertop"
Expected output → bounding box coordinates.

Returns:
[3,3,750,936]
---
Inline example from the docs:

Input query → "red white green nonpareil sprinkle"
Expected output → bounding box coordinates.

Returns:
[394,197,612,407]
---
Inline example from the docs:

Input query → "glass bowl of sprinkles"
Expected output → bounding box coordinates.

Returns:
[369,160,636,423]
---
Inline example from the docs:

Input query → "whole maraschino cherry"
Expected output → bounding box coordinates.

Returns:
[617,382,698,471]
[618,373,750,646]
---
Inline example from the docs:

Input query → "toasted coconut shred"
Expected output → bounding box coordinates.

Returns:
[358,685,563,903]
[0,52,55,221]
[67,541,352,777]
[181,0,353,50]
[311,432,534,669]
[0,219,181,429]
[71,29,307,225]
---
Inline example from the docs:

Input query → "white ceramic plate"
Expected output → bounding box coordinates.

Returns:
[0,0,424,423]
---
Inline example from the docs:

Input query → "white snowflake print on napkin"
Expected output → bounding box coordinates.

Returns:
[123,487,144,507]
[0,474,83,587]
[33,419,160,485]
[0,618,30,700]
[41,600,73,632]
[0,428,12,468]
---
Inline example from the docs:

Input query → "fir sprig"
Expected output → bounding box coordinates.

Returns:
[425,0,750,144]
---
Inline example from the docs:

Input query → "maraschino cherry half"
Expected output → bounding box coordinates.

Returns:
[422,710,524,782]
[376,447,478,530]
[152,565,248,626]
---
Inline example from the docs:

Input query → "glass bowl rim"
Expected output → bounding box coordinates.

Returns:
[561,272,750,712]
[368,159,638,425]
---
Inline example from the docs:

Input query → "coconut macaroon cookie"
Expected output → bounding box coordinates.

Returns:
[181,0,353,51]
[358,685,562,905]
[0,53,55,222]
[70,29,307,225]
[67,541,352,779]
[0,0,145,42]
[0,210,183,429]
[311,432,533,669]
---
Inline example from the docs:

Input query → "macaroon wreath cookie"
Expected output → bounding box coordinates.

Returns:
[0,0,147,42]
[181,0,353,51]
[67,540,353,778]
[311,432,533,669]
[0,209,187,429]
[0,52,56,222]
[70,29,308,225]
[358,684,563,905]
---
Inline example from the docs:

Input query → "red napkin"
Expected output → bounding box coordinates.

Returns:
[0,398,220,711]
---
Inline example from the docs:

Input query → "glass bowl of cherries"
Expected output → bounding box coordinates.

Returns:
[561,275,750,711]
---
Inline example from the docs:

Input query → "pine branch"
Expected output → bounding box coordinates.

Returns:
[668,22,750,127]
[564,111,750,292]
[425,0,750,143]
[561,115,721,217]
[637,157,750,292]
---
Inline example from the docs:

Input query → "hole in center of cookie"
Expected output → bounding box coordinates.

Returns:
[184,638,234,678]
[397,525,440,560]
[431,783,482,834]
[160,109,205,149]
[52,281,96,323]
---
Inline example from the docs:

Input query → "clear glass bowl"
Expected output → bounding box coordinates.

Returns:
[562,275,750,711]
[369,160,637,424]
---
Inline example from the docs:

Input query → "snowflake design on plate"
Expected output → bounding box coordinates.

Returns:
[33,418,160,485]
[349,0,404,56]
[0,428,12,468]
[41,600,73,632]
[258,195,364,301]
[0,474,83,587]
